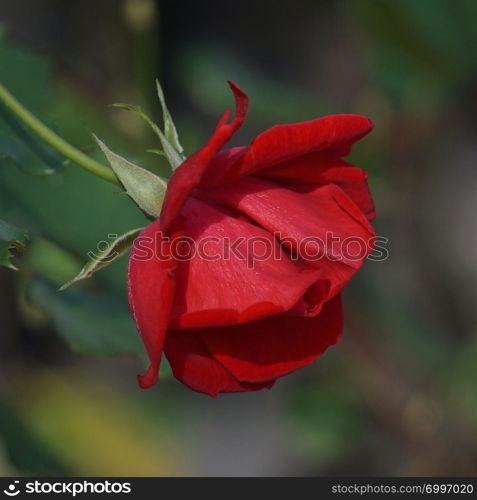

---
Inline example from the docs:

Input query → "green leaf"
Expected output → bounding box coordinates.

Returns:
[0,106,64,177]
[95,136,166,217]
[59,227,143,291]
[112,102,184,169]
[156,79,184,156]
[0,36,64,176]
[0,134,55,177]
[29,279,145,358]
[0,218,28,270]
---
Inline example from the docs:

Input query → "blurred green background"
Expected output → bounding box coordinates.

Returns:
[1,0,477,476]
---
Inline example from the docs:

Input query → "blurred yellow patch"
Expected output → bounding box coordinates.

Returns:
[12,370,179,476]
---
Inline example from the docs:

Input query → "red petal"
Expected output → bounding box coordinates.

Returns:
[127,219,176,388]
[160,82,249,232]
[164,330,275,397]
[168,196,323,329]
[240,114,373,174]
[201,115,373,187]
[199,294,343,383]
[202,176,375,299]
[201,146,248,187]
[257,151,376,221]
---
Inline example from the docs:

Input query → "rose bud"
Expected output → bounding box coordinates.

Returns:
[128,82,375,396]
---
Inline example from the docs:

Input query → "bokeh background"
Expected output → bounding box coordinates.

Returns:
[1,0,477,476]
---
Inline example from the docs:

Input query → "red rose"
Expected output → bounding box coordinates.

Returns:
[128,82,375,396]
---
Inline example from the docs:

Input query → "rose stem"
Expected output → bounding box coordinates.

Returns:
[0,82,121,186]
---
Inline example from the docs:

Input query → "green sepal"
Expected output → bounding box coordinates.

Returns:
[146,148,167,157]
[59,227,143,291]
[95,136,166,217]
[112,102,184,170]
[155,79,184,156]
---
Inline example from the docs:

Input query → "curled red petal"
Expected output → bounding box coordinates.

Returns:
[257,151,376,221]
[202,176,375,299]
[160,82,249,233]
[164,330,275,397]
[200,114,373,187]
[127,219,176,388]
[200,146,249,187]
[240,114,374,174]
[168,196,322,329]
[199,294,343,383]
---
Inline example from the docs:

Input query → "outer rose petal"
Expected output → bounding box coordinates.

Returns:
[128,219,176,388]
[164,331,275,397]
[240,114,373,173]
[168,196,323,329]
[199,294,343,383]
[160,82,248,233]
[257,151,376,221]
[200,115,373,187]
[201,146,248,187]
[202,176,375,298]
